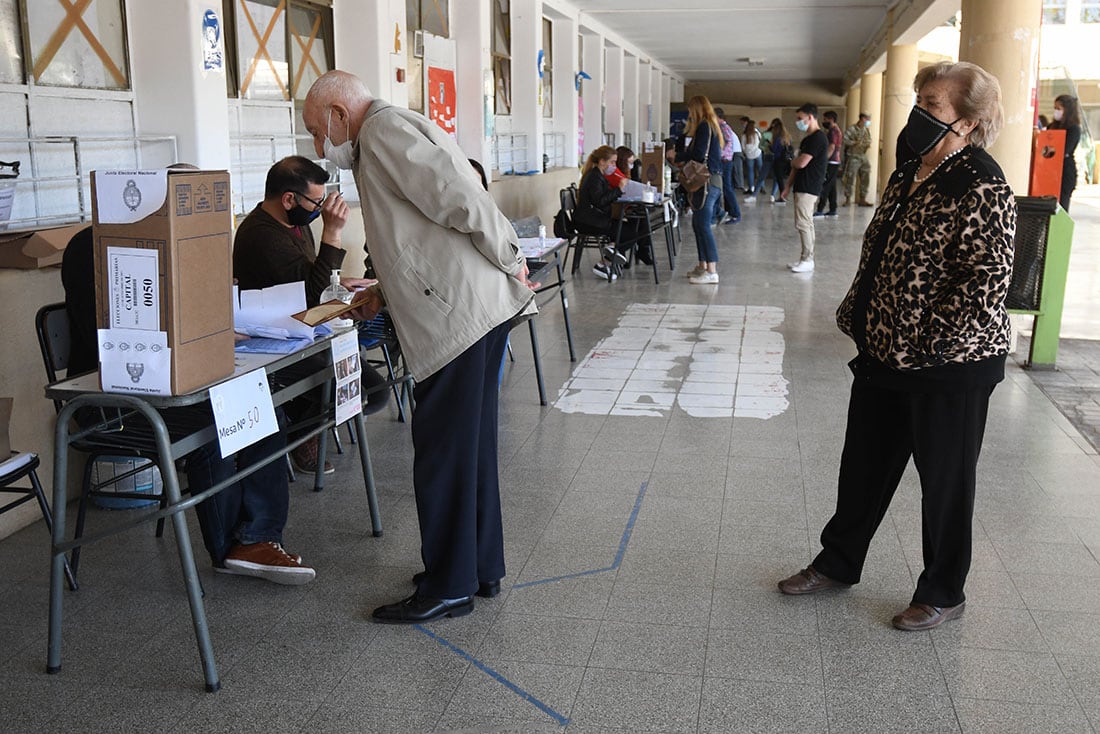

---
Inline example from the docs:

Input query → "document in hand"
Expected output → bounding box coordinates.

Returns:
[291,285,377,328]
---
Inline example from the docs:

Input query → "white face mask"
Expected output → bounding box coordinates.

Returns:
[1053,109,1064,122]
[863,119,871,128]
[323,109,356,170]
[795,119,809,132]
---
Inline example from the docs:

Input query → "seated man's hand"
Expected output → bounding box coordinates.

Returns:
[320,191,350,246]
[346,286,384,322]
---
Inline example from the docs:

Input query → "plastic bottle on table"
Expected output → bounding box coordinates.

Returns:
[320,269,353,329]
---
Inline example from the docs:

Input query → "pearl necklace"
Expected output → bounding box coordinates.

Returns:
[913,146,965,184]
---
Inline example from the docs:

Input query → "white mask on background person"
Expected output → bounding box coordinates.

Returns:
[1053,109,1064,122]
[323,109,356,170]
[795,119,809,132]
[863,119,871,128]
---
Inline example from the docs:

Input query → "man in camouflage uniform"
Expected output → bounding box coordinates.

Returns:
[842,112,873,207]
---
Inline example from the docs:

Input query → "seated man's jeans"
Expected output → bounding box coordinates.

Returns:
[186,413,289,566]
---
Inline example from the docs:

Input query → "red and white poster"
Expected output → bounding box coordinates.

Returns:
[427,66,457,139]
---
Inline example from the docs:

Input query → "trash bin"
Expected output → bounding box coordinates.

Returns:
[1006,195,1075,370]
[91,456,162,510]
[0,160,18,232]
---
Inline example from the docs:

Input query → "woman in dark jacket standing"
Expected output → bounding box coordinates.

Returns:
[1048,94,1082,212]
[778,62,1016,632]
[576,144,628,280]
[675,95,724,284]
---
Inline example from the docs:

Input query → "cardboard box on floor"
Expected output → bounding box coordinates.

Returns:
[91,169,235,395]
[0,223,87,269]
[640,142,666,193]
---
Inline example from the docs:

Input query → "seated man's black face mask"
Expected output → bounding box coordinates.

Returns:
[286,193,322,227]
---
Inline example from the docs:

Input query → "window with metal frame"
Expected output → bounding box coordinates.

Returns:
[0,0,23,84]
[541,17,552,118]
[25,0,129,89]
[1082,0,1100,23]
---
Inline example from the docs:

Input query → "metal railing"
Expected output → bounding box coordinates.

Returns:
[0,135,178,230]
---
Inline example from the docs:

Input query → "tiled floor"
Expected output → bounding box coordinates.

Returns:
[4,186,1100,733]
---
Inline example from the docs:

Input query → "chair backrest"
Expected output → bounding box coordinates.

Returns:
[35,302,71,413]
[509,216,543,238]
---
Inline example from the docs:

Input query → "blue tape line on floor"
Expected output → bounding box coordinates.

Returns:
[513,480,648,589]
[414,624,570,727]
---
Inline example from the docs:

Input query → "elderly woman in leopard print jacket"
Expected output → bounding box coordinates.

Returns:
[778,62,1016,633]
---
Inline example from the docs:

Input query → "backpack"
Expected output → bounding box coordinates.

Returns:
[552,207,574,239]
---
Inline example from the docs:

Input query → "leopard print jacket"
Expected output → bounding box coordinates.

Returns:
[836,146,1016,370]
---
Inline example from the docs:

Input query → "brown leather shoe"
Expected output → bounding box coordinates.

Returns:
[857,200,874,207]
[777,566,851,595]
[891,602,965,631]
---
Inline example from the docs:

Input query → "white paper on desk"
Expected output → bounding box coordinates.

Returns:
[622,179,647,199]
[97,328,172,395]
[233,282,315,341]
[331,330,363,425]
[209,369,278,458]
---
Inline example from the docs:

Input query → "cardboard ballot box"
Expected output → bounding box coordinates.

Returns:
[91,169,235,395]
[640,142,666,193]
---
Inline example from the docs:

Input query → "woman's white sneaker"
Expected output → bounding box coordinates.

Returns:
[689,271,719,284]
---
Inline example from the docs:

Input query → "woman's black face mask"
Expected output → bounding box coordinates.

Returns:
[904,105,963,156]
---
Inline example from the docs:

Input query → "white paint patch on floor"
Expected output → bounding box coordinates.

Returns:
[554,303,789,418]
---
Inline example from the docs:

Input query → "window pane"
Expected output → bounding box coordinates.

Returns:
[288,2,330,101]
[27,0,129,89]
[1043,0,1067,24]
[420,0,448,37]
[236,0,288,100]
[0,0,23,83]
[1083,2,1100,23]
[492,0,510,58]
[541,18,552,118]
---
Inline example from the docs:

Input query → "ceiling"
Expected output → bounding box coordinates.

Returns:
[571,0,898,85]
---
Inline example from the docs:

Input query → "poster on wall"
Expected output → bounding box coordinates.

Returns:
[427,66,457,140]
[201,9,224,74]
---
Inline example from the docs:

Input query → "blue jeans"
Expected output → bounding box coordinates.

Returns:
[187,415,290,565]
[731,152,745,190]
[756,154,773,194]
[693,184,722,263]
[745,156,763,192]
[714,159,741,221]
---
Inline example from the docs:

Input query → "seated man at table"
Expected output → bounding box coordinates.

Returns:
[61,223,315,585]
[232,155,386,472]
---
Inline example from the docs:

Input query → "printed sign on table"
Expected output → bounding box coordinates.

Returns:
[209,369,278,458]
[331,330,362,425]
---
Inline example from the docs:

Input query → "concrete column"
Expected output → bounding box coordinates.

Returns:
[129,0,230,168]
[605,44,624,148]
[847,84,861,132]
[550,15,579,170]
[454,0,492,166]
[861,71,883,199]
[880,41,917,195]
[510,0,542,173]
[580,32,603,164]
[623,54,639,149]
[959,0,1042,192]
[333,0,394,103]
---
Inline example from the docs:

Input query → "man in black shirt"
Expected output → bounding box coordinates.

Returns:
[782,103,828,274]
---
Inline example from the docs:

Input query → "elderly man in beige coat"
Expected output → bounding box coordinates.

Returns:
[304,70,537,624]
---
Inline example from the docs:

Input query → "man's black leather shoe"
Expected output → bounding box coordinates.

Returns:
[371,593,474,624]
[412,572,501,599]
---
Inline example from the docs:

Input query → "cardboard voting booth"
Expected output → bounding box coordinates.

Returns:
[91,169,235,395]
[640,142,666,193]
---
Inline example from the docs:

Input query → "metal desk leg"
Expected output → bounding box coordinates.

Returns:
[527,319,547,406]
[352,412,383,536]
[313,381,333,492]
[554,255,577,362]
[47,404,74,675]
[643,214,660,284]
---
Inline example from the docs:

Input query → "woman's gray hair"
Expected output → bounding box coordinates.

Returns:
[913,61,1004,149]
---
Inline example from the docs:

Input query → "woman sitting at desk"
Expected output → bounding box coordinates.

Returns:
[614,146,655,266]
[575,144,628,281]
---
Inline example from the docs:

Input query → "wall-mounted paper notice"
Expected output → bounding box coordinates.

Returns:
[93,170,169,224]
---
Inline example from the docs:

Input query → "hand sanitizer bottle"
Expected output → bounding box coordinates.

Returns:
[320,269,353,329]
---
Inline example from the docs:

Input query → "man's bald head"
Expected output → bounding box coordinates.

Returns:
[303,71,374,160]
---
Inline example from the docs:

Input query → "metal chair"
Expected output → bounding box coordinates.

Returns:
[0,449,77,590]
[35,302,170,578]
[358,311,412,422]
[559,184,614,276]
